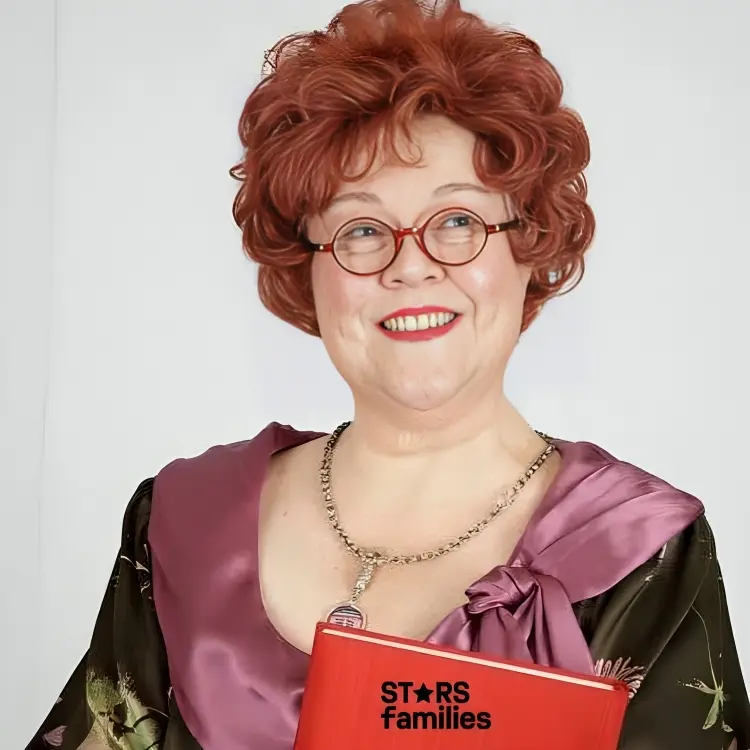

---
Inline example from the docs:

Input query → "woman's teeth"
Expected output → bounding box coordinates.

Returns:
[381,312,457,332]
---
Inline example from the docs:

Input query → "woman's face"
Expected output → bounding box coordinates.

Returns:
[307,115,531,413]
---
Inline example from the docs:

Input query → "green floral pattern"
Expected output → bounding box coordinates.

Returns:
[83,670,164,750]
[680,603,734,734]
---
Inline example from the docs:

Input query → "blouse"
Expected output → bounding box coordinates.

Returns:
[24,422,750,749]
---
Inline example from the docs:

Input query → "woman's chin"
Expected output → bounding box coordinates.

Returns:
[378,378,469,414]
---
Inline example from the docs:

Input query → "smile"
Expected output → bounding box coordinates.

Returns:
[381,311,457,332]
[377,307,462,341]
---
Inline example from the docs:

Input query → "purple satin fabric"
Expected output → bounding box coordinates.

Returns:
[150,423,704,750]
[428,567,595,675]
[426,439,704,675]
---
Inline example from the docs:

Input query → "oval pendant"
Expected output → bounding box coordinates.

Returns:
[326,601,367,629]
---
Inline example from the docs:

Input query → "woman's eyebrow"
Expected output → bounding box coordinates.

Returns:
[329,182,492,207]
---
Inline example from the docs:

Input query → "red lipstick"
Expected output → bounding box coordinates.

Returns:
[377,306,461,342]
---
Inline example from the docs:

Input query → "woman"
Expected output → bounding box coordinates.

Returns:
[25,0,749,748]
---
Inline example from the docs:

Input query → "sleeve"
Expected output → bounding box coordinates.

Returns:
[23,479,172,750]
[576,515,750,749]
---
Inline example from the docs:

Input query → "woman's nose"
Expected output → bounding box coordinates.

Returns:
[380,232,445,288]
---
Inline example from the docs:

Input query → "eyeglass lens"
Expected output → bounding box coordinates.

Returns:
[333,208,488,274]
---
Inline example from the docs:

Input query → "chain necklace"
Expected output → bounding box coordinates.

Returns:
[322,421,555,630]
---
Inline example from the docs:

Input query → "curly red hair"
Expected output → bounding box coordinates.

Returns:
[230,0,594,335]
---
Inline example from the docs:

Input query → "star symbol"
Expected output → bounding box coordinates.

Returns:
[413,683,433,703]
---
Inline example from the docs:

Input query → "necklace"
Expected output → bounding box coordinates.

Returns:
[321,421,555,629]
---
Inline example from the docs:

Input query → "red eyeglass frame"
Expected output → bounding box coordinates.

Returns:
[304,207,521,276]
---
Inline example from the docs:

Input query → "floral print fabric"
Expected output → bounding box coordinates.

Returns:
[24,480,750,749]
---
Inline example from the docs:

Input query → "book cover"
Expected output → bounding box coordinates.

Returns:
[294,622,629,750]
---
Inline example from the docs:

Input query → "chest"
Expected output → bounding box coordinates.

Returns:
[257,448,540,654]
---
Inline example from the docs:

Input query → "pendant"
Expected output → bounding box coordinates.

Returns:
[325,557,378,629]
[326,601,367,629]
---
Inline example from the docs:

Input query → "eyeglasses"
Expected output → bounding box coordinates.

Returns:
[305,207,521,276]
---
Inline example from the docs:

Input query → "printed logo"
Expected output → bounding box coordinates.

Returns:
[380,681,492,730]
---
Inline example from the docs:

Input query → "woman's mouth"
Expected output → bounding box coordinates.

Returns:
[377,308,462,341]
[380,311,458,332]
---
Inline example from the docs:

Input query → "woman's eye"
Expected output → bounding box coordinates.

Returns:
[347,225,381,238]
[442,214,473,228]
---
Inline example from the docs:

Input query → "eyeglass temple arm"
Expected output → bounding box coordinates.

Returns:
[487,218,521,234]
[301,238,335,253]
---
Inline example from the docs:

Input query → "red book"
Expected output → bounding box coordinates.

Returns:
[294,622,629,750]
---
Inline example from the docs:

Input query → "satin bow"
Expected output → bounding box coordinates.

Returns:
[428,565,595,675]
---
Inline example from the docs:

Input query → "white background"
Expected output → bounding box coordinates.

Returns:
[2,0,748,746]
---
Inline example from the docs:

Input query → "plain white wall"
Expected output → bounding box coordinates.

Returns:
[0,0,56,739]
[3,0,748,746]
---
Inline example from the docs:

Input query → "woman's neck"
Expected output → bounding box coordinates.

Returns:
[349,383,540,453]
[333,390,551,519]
